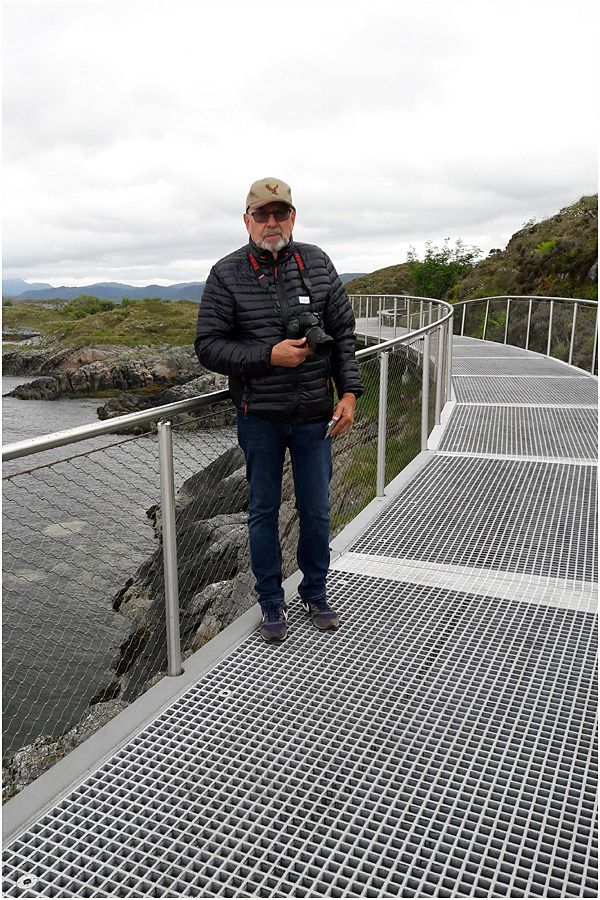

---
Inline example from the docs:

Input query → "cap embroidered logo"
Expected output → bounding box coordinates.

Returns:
[265,183,279,195]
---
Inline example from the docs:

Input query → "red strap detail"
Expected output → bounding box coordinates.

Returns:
[293,251,304,271]
[248,252,260,272]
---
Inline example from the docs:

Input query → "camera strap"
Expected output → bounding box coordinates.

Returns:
[247,251,282,317]
[247,247,314,310]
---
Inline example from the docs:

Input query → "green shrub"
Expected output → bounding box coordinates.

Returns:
[64,295,115,319]
[406,239,482,300]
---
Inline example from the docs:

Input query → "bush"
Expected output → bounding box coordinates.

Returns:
[407,239,482,299]
[64,295,115,319]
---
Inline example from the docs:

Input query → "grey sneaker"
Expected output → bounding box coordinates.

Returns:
[259,603,288,643]
[301,597,340,631]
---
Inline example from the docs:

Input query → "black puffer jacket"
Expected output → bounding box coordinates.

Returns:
[195,240,364,423]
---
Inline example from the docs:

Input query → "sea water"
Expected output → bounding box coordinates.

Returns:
[2,375,237,754]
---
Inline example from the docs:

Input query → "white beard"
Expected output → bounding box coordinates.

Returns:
[257,233,287,254]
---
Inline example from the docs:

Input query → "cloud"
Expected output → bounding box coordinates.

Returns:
[2,0,597,284]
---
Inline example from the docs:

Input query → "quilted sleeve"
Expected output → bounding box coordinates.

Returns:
[194,267,272,377]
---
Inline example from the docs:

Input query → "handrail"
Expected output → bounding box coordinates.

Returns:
[2,389,231,462]
[453,294,598,308]
[451,294,598,374]
[351,296,453,360]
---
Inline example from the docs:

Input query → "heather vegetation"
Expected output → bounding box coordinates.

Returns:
[2,297,198,347]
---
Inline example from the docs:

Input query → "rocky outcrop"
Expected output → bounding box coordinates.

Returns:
[95,372,231,428]
[3,345,203,400]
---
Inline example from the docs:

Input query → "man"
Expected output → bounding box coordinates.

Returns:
[195,177,363,643]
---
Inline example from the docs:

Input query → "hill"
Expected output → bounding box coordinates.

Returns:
[2,298,199,348]
[344,195,598,302]
[451,195,597,302]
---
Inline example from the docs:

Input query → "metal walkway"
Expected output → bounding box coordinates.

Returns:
[2,338,598,898]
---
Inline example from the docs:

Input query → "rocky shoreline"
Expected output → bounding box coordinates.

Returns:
[3,343,205,400]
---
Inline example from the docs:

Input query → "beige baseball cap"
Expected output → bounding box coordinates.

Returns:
[245,178,294,211]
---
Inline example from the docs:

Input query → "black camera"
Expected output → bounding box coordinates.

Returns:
[287,312,333,356]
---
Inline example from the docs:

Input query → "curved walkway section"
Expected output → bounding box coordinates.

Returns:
[2,339,597,898]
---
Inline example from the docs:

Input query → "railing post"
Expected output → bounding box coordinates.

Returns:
[365,297,370,343]
[461,304,466,336]
[407,299,411,331]
[446,312,453,400]
[482,300,490,340]
[421,331,431,451]
[435,324,444,425]
[547,300,554,357]
[592,307,598,375]
[526,298,533,350]
[376,351,389,497]
[420,301,424,329]
[504,298,511,344]
[569,303,578,366]
[393,297,398,338]
[158,420,182,677]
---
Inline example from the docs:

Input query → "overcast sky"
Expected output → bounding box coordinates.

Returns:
[2,0,597,286]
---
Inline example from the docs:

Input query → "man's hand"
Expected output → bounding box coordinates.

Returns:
[270,337,311,368]
[330,393,356,437]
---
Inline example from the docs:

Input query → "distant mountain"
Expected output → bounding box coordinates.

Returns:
[4,274,364,301]
[6,281,206,302]
[3,278,54,297]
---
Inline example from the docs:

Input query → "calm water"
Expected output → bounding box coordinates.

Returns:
[2,375,237,754]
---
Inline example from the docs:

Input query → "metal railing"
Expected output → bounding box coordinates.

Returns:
[2,297,452,795]
[452,295,598,374]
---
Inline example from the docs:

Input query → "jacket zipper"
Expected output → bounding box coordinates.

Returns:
[274,264,299,418]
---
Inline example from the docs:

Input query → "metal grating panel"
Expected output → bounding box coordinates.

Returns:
[352,456,597,582]
[453,358,575,377]
[439,405,598,460]
[453,345,544,359]
[453,376,598,406]
[2,574,598,899]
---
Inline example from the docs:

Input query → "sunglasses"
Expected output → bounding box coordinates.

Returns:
[248,207,292,224]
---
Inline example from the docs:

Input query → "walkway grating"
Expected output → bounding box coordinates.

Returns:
[438,405,598,460]
[453,376,597,405]
[452,358,576,377]
[2,335,597,898]
[351,456,597,583]
[2,575,597,899]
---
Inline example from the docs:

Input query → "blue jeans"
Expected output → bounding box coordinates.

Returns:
[237,411,333,608]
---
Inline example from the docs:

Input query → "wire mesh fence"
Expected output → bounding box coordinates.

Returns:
[2,406,238,798]
[2,305,451,799]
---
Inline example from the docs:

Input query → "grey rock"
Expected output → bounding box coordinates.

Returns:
[3,699,128,801]
[3,344,203,400]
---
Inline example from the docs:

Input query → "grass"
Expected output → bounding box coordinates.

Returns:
[2,298,199,348]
